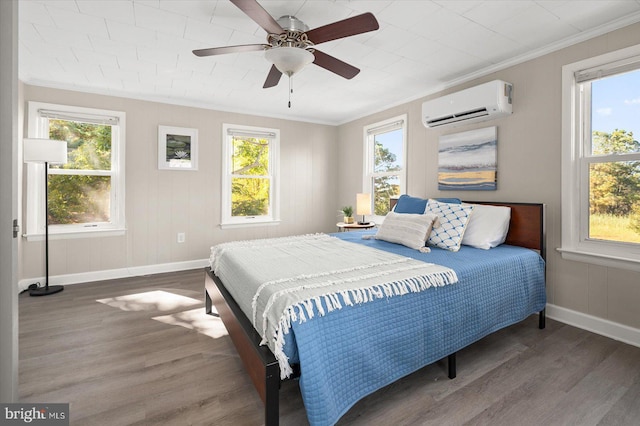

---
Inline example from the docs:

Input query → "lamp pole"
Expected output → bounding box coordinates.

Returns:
[30,161,63,296]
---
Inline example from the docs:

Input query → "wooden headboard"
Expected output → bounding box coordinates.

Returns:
[467,201,546,259]
[388,198,546,259]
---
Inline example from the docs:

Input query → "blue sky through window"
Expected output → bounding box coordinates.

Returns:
[374,129,403,172]
[591,69,640,139]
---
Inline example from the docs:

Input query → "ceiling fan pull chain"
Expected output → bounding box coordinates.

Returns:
[288,77,293,108]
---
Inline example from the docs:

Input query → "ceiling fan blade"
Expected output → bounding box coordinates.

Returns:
[305,12,379,45]
[192,44,269,57]
[312,50,360,80]
[230,0,283,35]
[263,65,282,88]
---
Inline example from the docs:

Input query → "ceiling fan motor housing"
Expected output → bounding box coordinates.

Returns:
[276,15,309,33]
[268,16,314,51]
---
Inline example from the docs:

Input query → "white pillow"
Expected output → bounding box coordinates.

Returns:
[461,203,511,249]
[372,211,440,251]
[424,199,474,252]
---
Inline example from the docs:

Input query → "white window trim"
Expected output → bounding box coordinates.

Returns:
[362,114,407,223]
[221,123,280,229]
[25,101,126,240]
[559,44,640,272]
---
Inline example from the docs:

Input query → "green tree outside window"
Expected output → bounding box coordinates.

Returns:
[47,119,112,225]
[231,136,270,217]
[588,129,640,242]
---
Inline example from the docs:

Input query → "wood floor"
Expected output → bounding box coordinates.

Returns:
[19,269,640,426]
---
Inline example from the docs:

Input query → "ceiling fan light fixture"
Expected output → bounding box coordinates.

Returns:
[265,47,314,77]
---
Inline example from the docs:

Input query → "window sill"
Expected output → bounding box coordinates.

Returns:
[220,220,281,230]
[24,228,126,241]
[557,247,640,272]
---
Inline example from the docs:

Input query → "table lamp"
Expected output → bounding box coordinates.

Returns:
[356,193,372,225]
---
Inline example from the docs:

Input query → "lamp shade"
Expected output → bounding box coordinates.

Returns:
[265,47,314,77]
[24,138,68,164]
[356,193,372,216]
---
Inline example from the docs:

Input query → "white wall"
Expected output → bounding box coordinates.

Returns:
[337,22,640,333]
[20,85,339,282]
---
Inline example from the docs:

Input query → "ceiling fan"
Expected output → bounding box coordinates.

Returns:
[193,0,379,106]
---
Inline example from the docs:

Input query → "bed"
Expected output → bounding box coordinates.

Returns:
[205,200,546,426]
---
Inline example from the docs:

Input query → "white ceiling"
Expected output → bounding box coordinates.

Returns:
[18,0,640,125]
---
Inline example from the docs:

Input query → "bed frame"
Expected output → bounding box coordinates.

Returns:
[205,201,546,426]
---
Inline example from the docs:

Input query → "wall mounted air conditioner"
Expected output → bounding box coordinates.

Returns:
[422,80,513,128]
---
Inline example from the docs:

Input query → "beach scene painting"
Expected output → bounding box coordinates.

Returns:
[438,126,497,190]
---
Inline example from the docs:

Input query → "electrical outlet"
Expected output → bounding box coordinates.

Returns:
[177,232,185,243]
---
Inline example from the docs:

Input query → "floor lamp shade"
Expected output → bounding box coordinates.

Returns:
[24,138,68,164]
[356,193,372,225]
[23,138,68,296]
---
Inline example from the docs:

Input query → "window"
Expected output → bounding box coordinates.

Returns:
[561,45,640,270]
[26,102,126,238]
[363,115,407,219]
[221,124,280,228]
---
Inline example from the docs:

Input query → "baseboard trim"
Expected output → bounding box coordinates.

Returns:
[18,259,210,292]
[546,303,640,348]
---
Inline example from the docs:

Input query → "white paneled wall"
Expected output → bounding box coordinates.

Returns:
[336,22,640,333]
[20,85,338,281]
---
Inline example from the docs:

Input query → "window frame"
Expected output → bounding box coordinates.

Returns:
[362,114,407,222]
[25,101,126,240]
[560,44,640,271]
[221,123,280,229]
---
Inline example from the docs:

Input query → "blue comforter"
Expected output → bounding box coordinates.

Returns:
[284,230,546,426]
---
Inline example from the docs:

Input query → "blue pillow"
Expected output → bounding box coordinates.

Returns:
[434,197,461,204]
[394,195,428,214]
[394,195,462,213]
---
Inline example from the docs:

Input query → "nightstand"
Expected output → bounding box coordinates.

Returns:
[336,222,376,232]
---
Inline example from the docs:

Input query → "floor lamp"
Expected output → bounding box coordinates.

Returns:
[24,138,68,296]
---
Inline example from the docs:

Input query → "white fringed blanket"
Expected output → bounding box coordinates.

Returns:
[210,234,458,379]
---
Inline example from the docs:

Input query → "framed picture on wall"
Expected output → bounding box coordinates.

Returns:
[158,125,198,171]
[438,126,497,190]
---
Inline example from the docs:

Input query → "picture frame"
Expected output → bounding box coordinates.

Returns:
[438,126,497,191]
[158,125,198,171]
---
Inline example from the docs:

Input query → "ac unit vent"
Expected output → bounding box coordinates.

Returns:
[422,80,512,128]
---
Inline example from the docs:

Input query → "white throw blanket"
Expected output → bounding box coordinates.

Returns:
[210,234,458,379]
